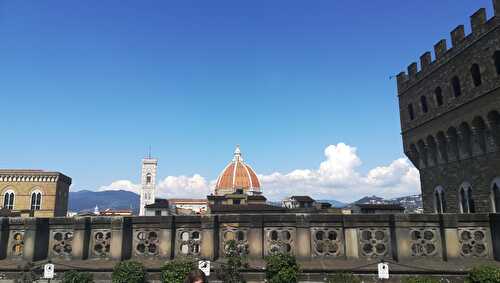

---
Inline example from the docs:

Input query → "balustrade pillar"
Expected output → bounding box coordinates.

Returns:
[110,217,132,260]
[440,214,459,260]
[22,218,49,262]
[200,215,217,260]
[247,215,264,259]
[391,215,410,260]
[72,217,90,260]
[159,216,174,259]
[295,215,311,258]
[343,216,359,259]
[0,218,8,259]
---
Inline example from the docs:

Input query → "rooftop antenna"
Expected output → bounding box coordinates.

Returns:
[148,145,152,159]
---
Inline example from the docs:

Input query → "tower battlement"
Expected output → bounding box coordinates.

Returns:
[397,0,499,94]
[394,0,500,215]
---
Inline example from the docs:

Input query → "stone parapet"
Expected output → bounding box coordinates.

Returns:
[0,213,498,263]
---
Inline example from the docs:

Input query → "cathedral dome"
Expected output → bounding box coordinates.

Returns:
[215,146,261,195]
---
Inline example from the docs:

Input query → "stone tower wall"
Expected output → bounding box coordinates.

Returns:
[396,0,500,213]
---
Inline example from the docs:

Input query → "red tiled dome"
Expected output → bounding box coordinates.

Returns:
[215,146,260,195]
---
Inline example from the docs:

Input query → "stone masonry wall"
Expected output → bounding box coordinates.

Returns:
[396,0,500,213]
[0,213,499,263]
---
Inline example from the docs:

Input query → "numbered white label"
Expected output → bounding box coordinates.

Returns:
[44,263,55,279]
[378,263,389,279]
[198,260,210,277]
[378,262,389,279]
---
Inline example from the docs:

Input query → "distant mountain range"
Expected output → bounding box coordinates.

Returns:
[68,190,422,214]
[69,190,140,214]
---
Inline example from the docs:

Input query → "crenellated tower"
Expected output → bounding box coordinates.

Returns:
[396,0,500,213]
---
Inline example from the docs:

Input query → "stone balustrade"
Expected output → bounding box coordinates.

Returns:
[0,213,499,262]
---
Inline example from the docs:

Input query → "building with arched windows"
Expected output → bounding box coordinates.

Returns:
[0,170,72,217]
[396,0,500,213]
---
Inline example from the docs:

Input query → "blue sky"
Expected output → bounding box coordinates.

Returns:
[0,1,494,200]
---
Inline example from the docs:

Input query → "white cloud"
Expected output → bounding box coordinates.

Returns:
[260,144,420,202]
[99,180,141,194]
[99,175,212,199]
[99,143,420,203]
[157,174,212,199]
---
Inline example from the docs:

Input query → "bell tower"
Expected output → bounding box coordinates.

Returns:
[139,150,158,216]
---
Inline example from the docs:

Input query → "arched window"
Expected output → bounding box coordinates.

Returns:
[146,173,152,185]
[459,183,475,213]
[408,103,415,120]
[494,51,500,75]
[451,76,462,97]
[3,190,15,210]
[434,186,446,213]
[420,96,428,113]
[491,178,500,213]
[30,190,42,211]
[470,64,482,87]
[434,87,444,106]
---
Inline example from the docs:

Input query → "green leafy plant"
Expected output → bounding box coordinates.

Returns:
[264,253,300,283]
[62,270,94,283]
[112,261,147,283]
[217,240,247,283]
[467,265,500,283]
[402,276,440,283]
[160,258,195,283]
[327,272,361,283]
